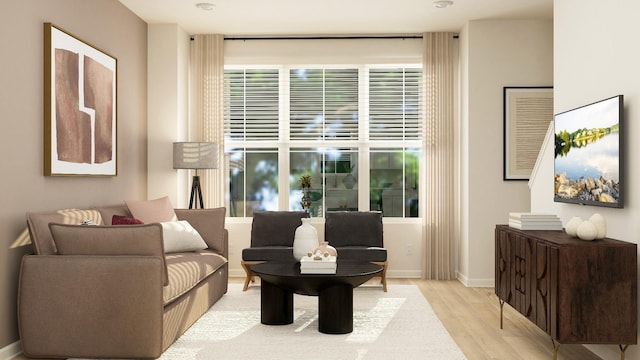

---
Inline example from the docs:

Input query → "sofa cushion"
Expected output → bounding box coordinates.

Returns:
[48,223,169,285]
[250,211,307,247]
[163,250,227,305]
[175,207,226,254]
[160,220,208,253]
[242,246,295,262]
[125,196,178,223]
[333,246,387,262]
[26,209,105,255]
[96,205,133,225]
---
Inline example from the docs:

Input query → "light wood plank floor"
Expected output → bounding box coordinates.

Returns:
[398,278,602,360]
[15,277,602,360]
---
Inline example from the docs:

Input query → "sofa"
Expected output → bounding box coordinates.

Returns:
[18,201,228,359]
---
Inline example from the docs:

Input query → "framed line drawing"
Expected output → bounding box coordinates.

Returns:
[503,86,553,180]
[44,23,117,176]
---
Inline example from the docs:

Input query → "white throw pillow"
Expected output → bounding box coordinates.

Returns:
[160,220,208,253]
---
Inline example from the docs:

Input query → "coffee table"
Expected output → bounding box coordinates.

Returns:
[251,260,382,334]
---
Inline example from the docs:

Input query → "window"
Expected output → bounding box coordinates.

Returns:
[225,65,422,218]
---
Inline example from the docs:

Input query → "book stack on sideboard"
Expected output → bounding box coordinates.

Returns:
[508,212,563,230]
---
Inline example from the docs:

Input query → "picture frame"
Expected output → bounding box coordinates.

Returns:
[503,86,553,180]
[44,23,117,176]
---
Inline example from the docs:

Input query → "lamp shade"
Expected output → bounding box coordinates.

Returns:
[173,142,218,169]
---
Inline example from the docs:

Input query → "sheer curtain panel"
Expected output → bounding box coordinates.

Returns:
[191,34,225,207]
[422,32,456,280]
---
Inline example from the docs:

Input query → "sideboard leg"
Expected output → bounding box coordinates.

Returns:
[499,299,505,329]
[550,338,560,360]
[619,344,629,360]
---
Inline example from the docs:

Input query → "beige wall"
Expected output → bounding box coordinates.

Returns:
[0,0,147,350]
[458,20,553,286]
[530,1,640,358]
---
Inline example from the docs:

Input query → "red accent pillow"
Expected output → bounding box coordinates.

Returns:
[112,215,144,225]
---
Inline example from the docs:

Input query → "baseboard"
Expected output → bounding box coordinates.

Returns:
[456,271,494,287]
[0,340,21,360]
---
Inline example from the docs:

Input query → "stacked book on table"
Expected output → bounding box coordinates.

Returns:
[300,254,337,274]
[509,212,563,230]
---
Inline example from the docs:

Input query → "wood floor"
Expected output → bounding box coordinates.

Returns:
[398,278,602,360]
[14,277,602,360]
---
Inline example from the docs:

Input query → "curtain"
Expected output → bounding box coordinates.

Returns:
[191,34,225,207]
[422,32,456,280]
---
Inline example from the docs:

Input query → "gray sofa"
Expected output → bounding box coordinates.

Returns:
[18,204,228,359]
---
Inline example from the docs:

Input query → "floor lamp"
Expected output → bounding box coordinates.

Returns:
[173,142,218,209]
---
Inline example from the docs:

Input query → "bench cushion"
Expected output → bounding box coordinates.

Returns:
[242,246,295,262]
[334,246,387,262]
[325,211,383,247]
[250,211,306,247]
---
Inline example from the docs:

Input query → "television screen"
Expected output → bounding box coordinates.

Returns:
[554,95,623,208]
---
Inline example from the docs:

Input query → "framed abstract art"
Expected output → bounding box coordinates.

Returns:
[44,23,117,176]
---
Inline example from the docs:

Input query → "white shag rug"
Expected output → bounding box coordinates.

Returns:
[160,284,467,360]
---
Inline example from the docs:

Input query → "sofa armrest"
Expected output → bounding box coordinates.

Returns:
[175,208,227,258]
[18,255,164,359]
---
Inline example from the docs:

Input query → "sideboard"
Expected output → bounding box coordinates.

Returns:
[495,225,637,359]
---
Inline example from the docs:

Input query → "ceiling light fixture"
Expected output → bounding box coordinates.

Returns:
[195,2,215,11]
[433,0,454,8]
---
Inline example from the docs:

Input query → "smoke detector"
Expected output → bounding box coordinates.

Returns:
[433,0,454,8]
[195,3,215,11]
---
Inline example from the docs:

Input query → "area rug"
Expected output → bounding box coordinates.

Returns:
[160,284,467,360]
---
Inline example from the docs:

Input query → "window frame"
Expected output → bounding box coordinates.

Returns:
[224,64,423,218]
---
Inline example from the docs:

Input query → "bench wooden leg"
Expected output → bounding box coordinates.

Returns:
[372,261,388,292]
[241,261,262,291]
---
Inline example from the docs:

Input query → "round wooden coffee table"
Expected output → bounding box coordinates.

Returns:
[251,260,382,334]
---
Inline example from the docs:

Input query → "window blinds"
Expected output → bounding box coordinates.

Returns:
[369,68,422,140]
[224,69,280,141]
[224,67,422,142]
[289,68,359,140]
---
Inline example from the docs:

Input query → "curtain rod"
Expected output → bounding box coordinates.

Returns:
[190,34,459,41]
[224,35,423,40]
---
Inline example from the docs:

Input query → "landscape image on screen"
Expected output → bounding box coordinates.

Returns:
[554,95,622,207]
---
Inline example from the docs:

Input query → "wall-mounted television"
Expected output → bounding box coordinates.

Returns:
[554,95,624,208]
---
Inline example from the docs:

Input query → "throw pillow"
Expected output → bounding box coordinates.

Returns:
[175,207,226,253]
[49,223,168,285]
[125,196,178,224]
[112,215,144,225]
[160,220,208,253]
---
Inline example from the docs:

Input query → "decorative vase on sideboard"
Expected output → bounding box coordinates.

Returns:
[293,218,319,261]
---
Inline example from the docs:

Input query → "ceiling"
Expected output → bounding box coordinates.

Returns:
[117,0,553,36]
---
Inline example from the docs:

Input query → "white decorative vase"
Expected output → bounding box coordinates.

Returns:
[576,221,598,241]
[293,218,319,261]
[565,217,583,237]
[589,213,607,239]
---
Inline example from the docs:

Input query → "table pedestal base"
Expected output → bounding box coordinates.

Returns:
[260,280,293,325]
[319,283,353,334]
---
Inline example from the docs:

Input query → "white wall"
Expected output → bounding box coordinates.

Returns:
[529,1,640,358]
[147,24,191,206]
[459,20,553,286]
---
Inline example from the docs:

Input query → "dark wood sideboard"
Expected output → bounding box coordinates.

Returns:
[495,225,637,359]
